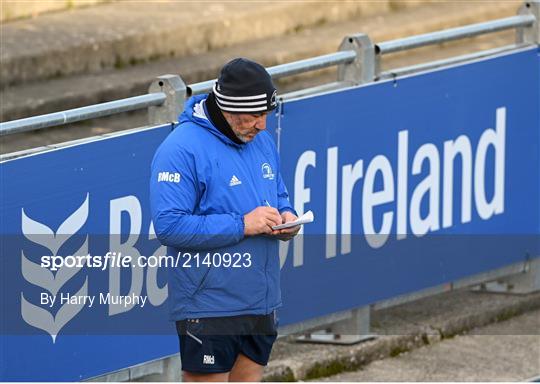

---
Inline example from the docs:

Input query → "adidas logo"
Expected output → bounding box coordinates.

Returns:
[229,175,242,186]
[203,355,215,365]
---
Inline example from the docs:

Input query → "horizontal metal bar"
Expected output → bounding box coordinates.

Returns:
[373,260,527,311]
[0,123,165,162]
[0,93,166,136]
[187,79,215,97]
[267,50,356,79]
[278,308,353,337]
[280,81,351,102]
[0,145,50,162]
[378,43,534,80]
[376,14,536,55]
[188,50,356,96]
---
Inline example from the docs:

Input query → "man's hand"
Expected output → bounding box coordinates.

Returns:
[274,211,300,241]
[244,206,282,236]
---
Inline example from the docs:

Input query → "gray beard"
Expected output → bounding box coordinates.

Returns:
[235,133,250,143]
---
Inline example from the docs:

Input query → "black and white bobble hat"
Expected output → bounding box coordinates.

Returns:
[213,58,277,114]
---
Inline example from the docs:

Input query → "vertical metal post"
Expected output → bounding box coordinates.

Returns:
[159,355,182,382]
[148,75,187,125]
[337,33,378,85]
[517,0,540,44]
[331,307,373,338]
[474,257,540,294]
[506,256,540,293]
[296,307,375,345]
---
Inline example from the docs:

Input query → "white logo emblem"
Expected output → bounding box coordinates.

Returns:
[261,163,275,180]
[203,355,215,365]
[270,90,277,107]
[21,194,89,343]
[158,171,181,183]
[229,175,242,186]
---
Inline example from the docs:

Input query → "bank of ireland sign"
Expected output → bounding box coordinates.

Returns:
[17,192,170,343]
[2,48,538,381]
[21,194,90,343]
[1,124,180,380]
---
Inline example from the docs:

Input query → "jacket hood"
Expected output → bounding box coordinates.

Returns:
[179,94,243,148]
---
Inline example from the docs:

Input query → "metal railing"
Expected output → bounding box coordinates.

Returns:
[1,1,538,138]
[2,2,540,380]
[0,94,166,136]
[378,43,533,80]
[187,50,358,96]
[375,14,535,54]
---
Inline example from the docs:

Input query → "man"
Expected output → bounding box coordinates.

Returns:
[150,58,299,382]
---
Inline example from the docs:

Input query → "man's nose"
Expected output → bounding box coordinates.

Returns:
[254,116,267,131]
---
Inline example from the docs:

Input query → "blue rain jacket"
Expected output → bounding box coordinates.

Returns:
[150,94,295,320]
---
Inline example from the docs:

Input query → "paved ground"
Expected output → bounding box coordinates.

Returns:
[260,286,540,382]
[87,285,540,382]
[317,309,540,382]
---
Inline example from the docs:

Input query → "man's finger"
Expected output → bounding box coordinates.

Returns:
[266,212,282,226]
[265,218,279,232]
[280,225,300,234]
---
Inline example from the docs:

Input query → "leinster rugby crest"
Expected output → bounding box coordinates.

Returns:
[261,163,275,180]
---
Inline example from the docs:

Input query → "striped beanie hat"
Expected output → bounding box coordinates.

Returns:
[213,58,277,114]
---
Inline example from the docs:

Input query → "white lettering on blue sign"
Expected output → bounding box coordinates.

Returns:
[291,107,507,264]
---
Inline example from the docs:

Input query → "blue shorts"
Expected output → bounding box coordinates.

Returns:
[176,312,278,373]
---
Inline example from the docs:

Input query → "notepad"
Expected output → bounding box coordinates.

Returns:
[272,210,314,230]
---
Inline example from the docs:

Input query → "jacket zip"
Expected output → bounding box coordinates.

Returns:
[238,144,270,313]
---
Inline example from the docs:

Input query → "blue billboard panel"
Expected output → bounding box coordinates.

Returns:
[275,47,540,324]
[1,48,539,380]
[1,127,179,381]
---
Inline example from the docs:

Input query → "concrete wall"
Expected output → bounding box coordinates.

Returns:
[0,0,114,22]
[0,0,436,23]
